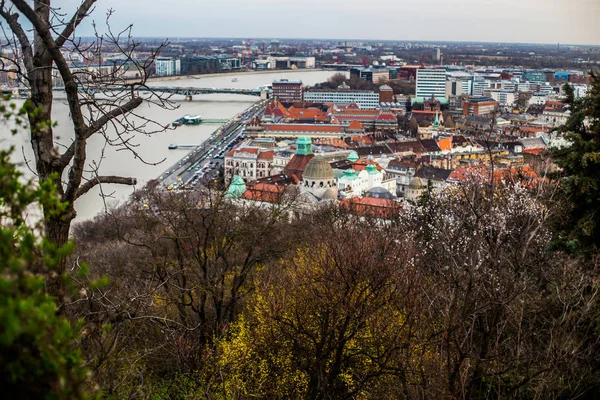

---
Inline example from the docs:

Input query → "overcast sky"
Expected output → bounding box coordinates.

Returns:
[60,0,600,45]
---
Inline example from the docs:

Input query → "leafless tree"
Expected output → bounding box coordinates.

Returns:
[68,185,304,396]
[0,1,175,274]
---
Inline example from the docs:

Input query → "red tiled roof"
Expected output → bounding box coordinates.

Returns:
[522,148,546,155]
[437,136,452,151]
[313,138,349,148]
[336,109,380,115]
[376,113,397,122]
[340,197,401,218]
[237,147,259,154]
[352,159,382,171]
[242,183,286,203]
[348,120,364,131]
[283,154,315,180]
[258,150,276,159]
[264,124,344,133]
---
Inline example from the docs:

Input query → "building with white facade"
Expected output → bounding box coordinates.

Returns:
[472,75,487,96]
[485,90,517,107]
[303,89,380,109]
[155,57,181,76]
[224,147,276,182]
[416,68,447,98]
[572,84,589,98]
[336,163,396,198]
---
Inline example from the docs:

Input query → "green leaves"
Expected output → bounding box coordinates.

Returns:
[551,74,600,255]
[0,146,93,397]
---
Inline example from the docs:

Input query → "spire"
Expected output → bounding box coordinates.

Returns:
[434,111,440,130]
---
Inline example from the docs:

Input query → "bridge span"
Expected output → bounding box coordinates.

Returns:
[8,85,271,101]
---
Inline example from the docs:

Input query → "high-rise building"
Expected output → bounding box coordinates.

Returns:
[434,48,441,62]
[416,68,447,98]
[154,57,181,76]
[471,75,487,96]
[272,79,303,102]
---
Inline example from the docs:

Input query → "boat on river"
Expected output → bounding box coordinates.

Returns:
[172,115,202,127]
[183,115,202,125]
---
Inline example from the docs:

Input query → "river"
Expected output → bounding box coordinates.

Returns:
[0,69,345,223]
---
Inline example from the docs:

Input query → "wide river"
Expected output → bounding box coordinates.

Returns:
[0,70,345,223]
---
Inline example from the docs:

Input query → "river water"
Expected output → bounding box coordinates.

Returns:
[0,70,344,222]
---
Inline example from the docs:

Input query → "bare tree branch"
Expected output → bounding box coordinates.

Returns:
[0,2,33,73]
[55,0,96,47]
[57,96,143,169]
[75,175,137,200]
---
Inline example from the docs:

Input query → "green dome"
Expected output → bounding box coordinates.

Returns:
[296,136,313,156]
[225,175,246,198]
[347,150,359,163]
[342,168,359,181]
[303,155,334,180]
[366,163,378,175]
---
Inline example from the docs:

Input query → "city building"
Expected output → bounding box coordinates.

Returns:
[350,67,393,83]
[472,75,487,96]
[180,55,241,74]
[462,96,499,116]
[379,84,394,103]
[542,101,571,126]
[303,89,380,109]
[224,147,276,182]
[299,156,338,200]
[154,57,181,76]
[416,68,447,98]
[485,90,517,107]
[272,79,303,102]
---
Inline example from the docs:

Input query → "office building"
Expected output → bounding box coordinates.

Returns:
[272,79,303,102]
[154,57,181,76]
[303,89,380,109]
[416,68,447,98]
[462,96,499,116]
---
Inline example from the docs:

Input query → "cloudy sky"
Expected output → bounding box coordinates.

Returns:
[60,0,600,45]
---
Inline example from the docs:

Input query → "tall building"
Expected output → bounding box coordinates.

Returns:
[434,48,441,62]
[416,68,447,98]
[471,75,487,96]
[154,57,181,76]
[272,79,303,102]
[303,89,380,109]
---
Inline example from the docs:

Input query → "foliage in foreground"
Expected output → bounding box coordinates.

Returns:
[0,148,93,399]
[71,181,600,399]
[551,73,600,256]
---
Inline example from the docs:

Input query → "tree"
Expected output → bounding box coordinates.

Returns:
[68,186,301,396]
[0,144,93,399]
[407,179,599,398]
[551,74,600,256]
[326,72,347,89]
[216,210,420,399]
[0,1,173,270]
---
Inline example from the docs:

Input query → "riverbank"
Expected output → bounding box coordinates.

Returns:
[142,68,325,83]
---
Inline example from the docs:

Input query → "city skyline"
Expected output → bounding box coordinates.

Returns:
[60,0,600,46]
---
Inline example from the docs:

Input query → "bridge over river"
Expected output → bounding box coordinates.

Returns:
[6,85,270,100]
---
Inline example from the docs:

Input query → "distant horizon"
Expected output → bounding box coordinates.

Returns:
[54,0,599,47]
[74,36,600,49]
